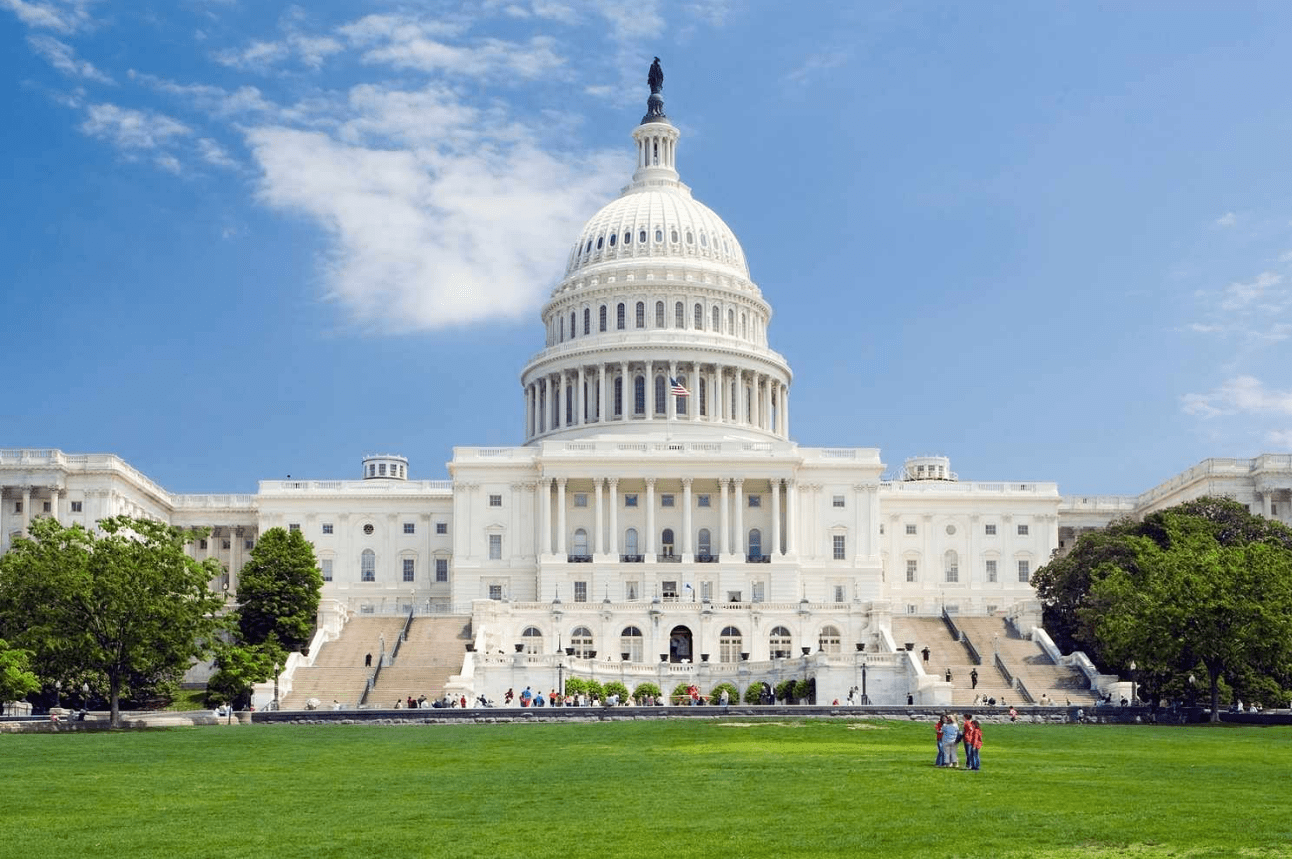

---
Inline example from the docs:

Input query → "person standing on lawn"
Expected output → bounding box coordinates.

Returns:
[962,714,982,771]
[941,713,960,768]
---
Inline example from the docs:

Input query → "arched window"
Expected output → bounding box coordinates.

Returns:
[570,311,577,338]
[698,377,707,417]
[625,528,639,556]
[635,301,645,328]
[559,316,564,342]
[361,549,375,582]
[654,375,666,415]
[742,312,748,339]
[945,549,959,583]
[639,229,647,244]
[676,374,687,416]
[675,301,684,328]
[694,302,703,329]
[583,308,590,335]
[769,625,792,659]
[661,528,675,557]
[697,528,711,556]
[573,528,588,556]
[655,227,663,242]
[634,375,646,415]
[713,306,721,331]
[728,308,735,333]
[599,305,607,332]
[522,626,543,655]
[614,376,623,417]
[565,384,573,425]
[654,301,665,328]
[748,528,762,560]
[621,626,643,662]
[720,626,743,663]
[608,232,616,246]
[617,303,626,330]
[596,236,603,250]
[818,625,842,654]
[571,625,593,658]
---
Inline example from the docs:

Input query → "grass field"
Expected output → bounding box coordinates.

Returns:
[4,719,1289,858]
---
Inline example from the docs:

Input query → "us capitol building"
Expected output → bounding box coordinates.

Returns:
[3,66,1290,706]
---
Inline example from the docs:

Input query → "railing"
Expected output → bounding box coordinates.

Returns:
[620,554,644,563]
[390,608,414,663]
[995,653,1014,685]
[656,553,681,563]
[696,553,718,563]
[567,554,593,563]
[1014,678,1035,704]
[963,637,982,666]
[746,554,770,563]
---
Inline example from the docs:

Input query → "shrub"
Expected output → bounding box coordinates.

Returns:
[671,682,694,705]
[602,681,630,704]
[775,680,796,703]
[794,679,812,703]
[743,682,765,705]
[583,679,605,702]
[564,677,587,697]
[632,682,662,704]
[709,682,738,707]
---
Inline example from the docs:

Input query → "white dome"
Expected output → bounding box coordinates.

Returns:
[564,187,750,280]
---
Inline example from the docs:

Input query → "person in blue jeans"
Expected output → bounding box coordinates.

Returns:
[940,713,960,768]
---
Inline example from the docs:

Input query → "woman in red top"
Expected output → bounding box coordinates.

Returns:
[962,713,982,771]
[934,715,945,766]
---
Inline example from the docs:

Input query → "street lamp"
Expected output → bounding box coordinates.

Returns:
[272,662,281,710]
[1128,660,1137,706]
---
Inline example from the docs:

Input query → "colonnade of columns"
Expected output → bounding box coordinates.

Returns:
[524,362,789,441]
[0,484,61,550]
[535,476,799,563]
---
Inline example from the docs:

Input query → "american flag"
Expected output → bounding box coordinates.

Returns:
[670,377,690,397]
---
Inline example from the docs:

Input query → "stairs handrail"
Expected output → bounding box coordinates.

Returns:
[1014,676,1035,704]
[963,636,982,666]
[391,608,415,663]
[940,608,961,641]
[359,661,382,708]
[995,651,1015,685]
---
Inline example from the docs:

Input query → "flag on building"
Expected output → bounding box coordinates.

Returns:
[670,377,690,397]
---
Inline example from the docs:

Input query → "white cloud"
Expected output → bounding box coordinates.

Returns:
[1182,376,1292,419]
[214,39,290,71]
[1267,429,1292,447]
[197,137,238,169]
[1214,211,1237,228]
[786,48,849,86]
[27,34,113,82]
[80,103,190,150]
[243,86,625,332]
[346,21,566,81]
[1,0,95,34]
[129,71,277,118]
[1220,271,1283,312]
[154,153,183,174]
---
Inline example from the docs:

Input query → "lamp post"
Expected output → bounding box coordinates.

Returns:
[861,663,868,705]
[1128,660,1137,706]
[1187,673,1196,707]
[272,662,281,711]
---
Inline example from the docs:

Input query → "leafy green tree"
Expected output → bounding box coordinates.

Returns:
[0,639,40,705]
[631,682,661,703]
[236,527,323,654]
[709,682,738,707]
[0,517,226,726]
[1033,498,1292,721]
[602,680,630,703]
[207,640,284,709]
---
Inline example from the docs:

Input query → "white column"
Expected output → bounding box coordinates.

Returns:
[733,479,745,559]
[540,478,552,555]
[645,477,656,558]
[735,369,745,425]
[20,486,31,535]
[854,483,866,567]
[783,387,790,437]
[577,367,586,425]
[772,478,782,556]
[556,478,568,555]
[598,364,607,423]
[719,478,730,556]
[681,477,693,561]
[608,478,620,557]
[231,526,243,590]
[619,361,628,420]
[667,360,677,421]
[47,487,61,525]
[594,478,605,556]
[785,480,797,556]
[646,360,655,420]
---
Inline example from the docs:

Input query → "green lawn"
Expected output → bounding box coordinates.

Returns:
[4,719,1289,858]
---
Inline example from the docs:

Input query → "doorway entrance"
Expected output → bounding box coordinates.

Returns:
[668,625,693,663]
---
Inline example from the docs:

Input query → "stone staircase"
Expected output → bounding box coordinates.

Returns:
[890,616,1014,706]
[279,616,409,709]
[953,615,1099,705]
[369,617,472,705]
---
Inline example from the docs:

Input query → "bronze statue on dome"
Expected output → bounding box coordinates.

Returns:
[644,57,666,121]
[648,57,664,94]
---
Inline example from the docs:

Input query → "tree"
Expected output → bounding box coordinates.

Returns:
[207,640,284,709]
[235,527,323,654]
[1033,498,1292,721]
[0,639,40,705]
[0,516,226,726]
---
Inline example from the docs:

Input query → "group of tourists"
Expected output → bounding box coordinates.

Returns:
[934,713,983,770]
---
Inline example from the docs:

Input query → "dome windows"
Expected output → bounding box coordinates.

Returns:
[670,229,679,243]
[599,305,607,332]
[617,303,626,330]
[596,236,603,250]
[586,239,592,253]
[655,228,663,243]
[635,302,645,328]
[608,233,616,247]
[639,229,647,243]
[685,231,693,244]
[623,231,631,245]
[700,233,708,247]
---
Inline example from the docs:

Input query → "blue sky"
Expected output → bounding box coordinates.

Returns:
[3,1,1290,497]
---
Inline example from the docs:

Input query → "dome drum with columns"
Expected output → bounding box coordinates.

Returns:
[522,79,791,444]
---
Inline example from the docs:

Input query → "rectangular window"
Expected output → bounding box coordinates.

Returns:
[222,539,231,550]
[403,522,415,535]
[946,563,958,583]
[661,494,675,508]
[488,584,503,600]
[488,534,502,560]
[662,581,678,600]
[727,590,743,603]
[625,581,639,601]
[834,585,846,603]
[436,522,448,535]
[574,581,588,602]
[402,559,415,582]
[1017,524,1029,536]
[748,495,761,508]
[574,493,588,508]
[879,523,885,535]
[905,523,917,535]
[320,558,333,582]
[832,495,845,508]
[489,494,502,507]
[199,539,208,550]
[435,558,448,581]
[751,581,765,603]
[907,604,918,615]
[322,523,333,535]
[985,523,997,536]
[906,559,918,582]
[624,494,638,507]
[288,523,300,533]
[14,502,21,513]
[245,539,254,551]
[70,501,83,513]
[701,581,713,602]
[43,501,50,513]
[986,559,998,583]
[697,494,711,508]
[832,534,846,560]
[1018,560,1030,582]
